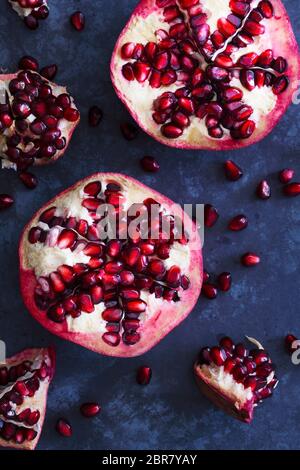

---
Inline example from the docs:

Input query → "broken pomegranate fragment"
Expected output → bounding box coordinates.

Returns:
[19,173,203,357]
[111,0,300,150]
[0,69,80,174]
[9,0,49,29]
[194,336,278,423]
[0,346,55,450]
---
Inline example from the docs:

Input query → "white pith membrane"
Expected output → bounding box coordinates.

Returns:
[194,336,279,422]
[0,347,55,450]
[8,0,49,28]
[111,0,300,149]
[0,71,79,172]
[20,174,202,354]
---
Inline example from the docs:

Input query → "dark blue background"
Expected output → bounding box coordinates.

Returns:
[0,0,299,450]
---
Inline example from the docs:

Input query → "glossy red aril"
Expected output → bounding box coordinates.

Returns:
[0,194,14,210]
[140,156,160,172]
[9,0,49,29]
[224,160,243,181]
[256,180,271,199]
[241,252,260,267]
[0,67,79,174]
[202,283,218,299]
[136,366,152,385]
[70,11,85,31]
[40,64,58,81]
[80,402,101,418]
[228,214,248,231]
[56,419,72,437]
[204,204,219,228]
[279,168,294,184]
[218,272,232,292]
[19,171,38,189]
[194,336,278,422]
[111,0,300,150]
[283,183,300,197]
[18,56,39,72]
[0,347,55,450]
[19,173,202,357]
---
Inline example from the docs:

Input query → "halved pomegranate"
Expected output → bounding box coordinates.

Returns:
[8,0,49,30]
[0,346,55,450]
[19,173,202,357]
[194,336,278,423]
[0,70,79,173]
[111,0,300,150]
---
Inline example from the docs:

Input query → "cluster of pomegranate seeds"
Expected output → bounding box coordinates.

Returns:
[70,11,85,32]
[140,156,160,173]
[120,122,138,140]
[196,336,279,416]
[88,106,103,127]
[80,402,101,418]
[136,366,152,385]
[29,180,191,348]
[56,418,72,437]
[224,160,243,181]
[0,194,14,210]
[9,0,49,30]
[202,270,232,299]
[0,348,54,448]
[120,0,289,142]
[285,334,300,355]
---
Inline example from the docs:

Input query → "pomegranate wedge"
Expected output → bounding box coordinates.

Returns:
[19,173,203,357]
[0,70,80,173]
[111,0,300,150]
[0,346,55,450]
[194,336,278,423]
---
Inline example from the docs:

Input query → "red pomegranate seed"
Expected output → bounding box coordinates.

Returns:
[120,122,138,140]
[70,11,85,31]
[18,171,38,189]
[80,402,101,418]
[241,252,261,267]
[88,106,103,127]
[64,107,80,122]
[40,64,58,81]
[218,272,232,292]
[102,332,121,347]
[210,347,226,366]
[224,160,243,181]
[203,270,210,283]
[279,168,294,184]
[0,194,14,210]
[285,334,299,354]
[140,156,160,173]
[256,180,271,200]
[219,336,234,352]
[228,214,248,231]
[136,366,152,385]
[24,14,38,30]
[283,183,300,197]
[202,283,218,299]
[56,418,72,437]
[18,55,39,71]
[204,204,219,228]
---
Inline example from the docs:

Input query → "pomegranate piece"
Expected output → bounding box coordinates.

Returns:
[9,0,49,29]
[56,418,72,437]
[0,194,14,210]
[224,160,243,181]
[0,69,80,174]
[80,402,101,418]
[140,156,160,172]
[70,11,85,31]
[136,366,152,385]
[256,180,271,199]
[241,252,260,267]
[111,0,300,150]
[279,168,294,184]
[0,346,55,450]
[19,173,203,357]
[194,336,278,423]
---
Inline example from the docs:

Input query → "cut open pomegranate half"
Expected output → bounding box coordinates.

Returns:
[0,346,55,450]
[19,173,203,357]
[0,70,79,173]
[8,0,49,29]
[111,0,300,150]
[194,336,278,423]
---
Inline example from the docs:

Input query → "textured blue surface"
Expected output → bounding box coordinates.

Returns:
[0,0,300,450]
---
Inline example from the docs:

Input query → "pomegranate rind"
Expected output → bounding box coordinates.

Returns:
[194,363,254,423]
[19,173,203,357]
[111,0,300,150]
[0,346,55,450]
[0,72,80,168]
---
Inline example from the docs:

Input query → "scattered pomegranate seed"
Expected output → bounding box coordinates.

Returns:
[40,64,58,81]
[80,402,101,418]
[18,55,39,72]
[224,160,243,181]
[202,283,218,299]
[0,194,14,210]
[256,180,271,200]
[136,366,152,385]
[283,183,300,197]
[120,122,138,140]
[218,272,232,292]
[203,269,210,283]
[279,168,294,184]
[24,14,38,30]
[285,334,299,354]
[140,156,160,173]
[70,11,85,31]
[88,106,103,127]
[204,204,219,228]
[241,252,260,267]
[228,214,248,231]
[56,418,72,437]
[19,172,38,190]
